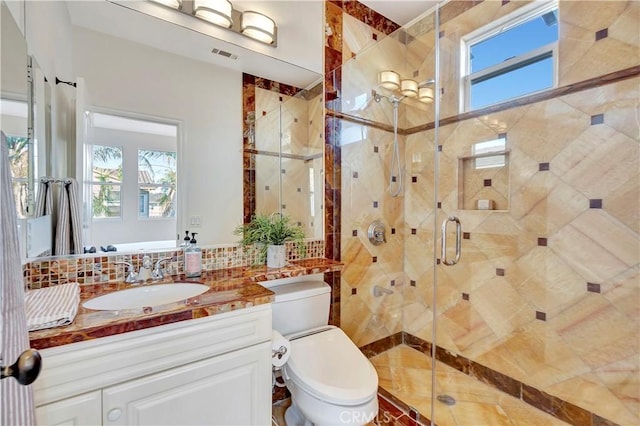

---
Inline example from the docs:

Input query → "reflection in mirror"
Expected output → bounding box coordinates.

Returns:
[83,111,178,251]
[252,80,324,239]
[1,1,29,218]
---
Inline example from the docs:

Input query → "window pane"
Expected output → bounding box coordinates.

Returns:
[92,184,121,218]
[473,137,506,169]
[138,150,176,185]
[471,10,558,73]
[470,56,554,110]
[12,181,28,219]
[138,185,175,218]
[92,145,123,183]
[6,136,29,179]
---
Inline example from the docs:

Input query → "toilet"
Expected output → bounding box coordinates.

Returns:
[263,275,379,426]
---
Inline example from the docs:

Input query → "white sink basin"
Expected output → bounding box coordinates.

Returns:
[83,283,209,311]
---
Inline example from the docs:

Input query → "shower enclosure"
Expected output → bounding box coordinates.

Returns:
[326,1,639,425]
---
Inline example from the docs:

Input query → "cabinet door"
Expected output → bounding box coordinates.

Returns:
[102,342,271,425]
[36,390,102,426]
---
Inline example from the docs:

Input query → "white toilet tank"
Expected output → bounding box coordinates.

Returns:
[260,274,331,336]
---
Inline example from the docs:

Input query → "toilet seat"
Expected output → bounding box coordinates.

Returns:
[283,326,378,406]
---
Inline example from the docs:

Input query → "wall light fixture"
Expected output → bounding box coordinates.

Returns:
[378,71,434,103]
[149,0,277,46]
[241,11,276,45]
[193,0,233,28]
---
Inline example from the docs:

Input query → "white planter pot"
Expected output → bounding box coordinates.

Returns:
[266,245,286,268]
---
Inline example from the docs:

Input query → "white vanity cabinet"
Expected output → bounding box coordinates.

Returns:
[34,305,272,426]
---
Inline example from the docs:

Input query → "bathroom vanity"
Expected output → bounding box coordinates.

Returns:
[34,305,272,425]
[29,258,342,426]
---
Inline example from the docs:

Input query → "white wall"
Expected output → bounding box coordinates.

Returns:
[73,27,243,245]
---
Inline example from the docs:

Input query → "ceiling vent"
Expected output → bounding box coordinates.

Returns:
[212,48,238,60]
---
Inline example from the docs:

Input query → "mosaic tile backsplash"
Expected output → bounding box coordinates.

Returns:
[24,239,325,290]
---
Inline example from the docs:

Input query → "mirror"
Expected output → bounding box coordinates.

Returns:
[252,80,324,239]
[1,1,29,219]
[14,1,322,258]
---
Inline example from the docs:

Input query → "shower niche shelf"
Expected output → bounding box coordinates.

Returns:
[457,150,510,211]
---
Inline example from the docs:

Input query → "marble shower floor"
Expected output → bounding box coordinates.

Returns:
[370,345,571,426]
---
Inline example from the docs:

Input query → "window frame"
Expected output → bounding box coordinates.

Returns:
[460,1,559,113]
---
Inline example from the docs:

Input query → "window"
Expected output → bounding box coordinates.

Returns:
[84,111,178,248]
[462,2,558,111]
[6,135,29,218]
[472,136,506,169]
[2,98,30,218]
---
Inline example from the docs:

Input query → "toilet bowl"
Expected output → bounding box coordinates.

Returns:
[263,276,379,425]
[282,326,378,425]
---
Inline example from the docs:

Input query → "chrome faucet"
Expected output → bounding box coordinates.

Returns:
[116,256,154,283]
[137,256,153,281]
[115,261,138,283]
[152,257,172,280]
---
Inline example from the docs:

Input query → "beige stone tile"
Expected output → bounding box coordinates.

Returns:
[471,278,533,339]
[603,266,640,329]
[450,401,513,426]
[570,210,639,267]
[604,174,640,234]
[551,221,632,283]
[511,99,589,163]
[545,180,589,236]
[554,127,638,200]
[559,1,640,86]
[547,373,639,426]
[440,302,496,354]
[594,354,640,421]
[551,294,638,364]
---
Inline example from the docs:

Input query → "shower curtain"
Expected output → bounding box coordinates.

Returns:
[0,131,36,425]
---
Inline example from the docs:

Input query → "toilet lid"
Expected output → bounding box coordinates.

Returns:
[284,327,378,406]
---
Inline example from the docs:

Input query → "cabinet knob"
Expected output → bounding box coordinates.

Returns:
[107,408,122,422]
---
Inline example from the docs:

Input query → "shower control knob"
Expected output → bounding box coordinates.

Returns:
[368,220,387,246]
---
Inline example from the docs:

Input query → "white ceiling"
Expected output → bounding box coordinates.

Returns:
[66,1,439,89]
[358,0,439,26]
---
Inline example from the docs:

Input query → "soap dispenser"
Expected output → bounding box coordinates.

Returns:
[181,230,191,248]
[184,232,202,278]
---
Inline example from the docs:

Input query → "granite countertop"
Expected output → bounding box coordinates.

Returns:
[29,258,342,350]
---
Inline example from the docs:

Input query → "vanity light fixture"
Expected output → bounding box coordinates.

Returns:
[193,0,233,28]
[150,0,182,9]
[147,0,278,46]
[418,86,434,103]
[400,79,418,98]
[378,71,400,90]
[378,70,435,103]
[241,11,276,45]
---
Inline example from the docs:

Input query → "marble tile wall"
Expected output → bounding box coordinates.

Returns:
[404,77,639,426]
[331,1,639,425]
[252,86,323,237]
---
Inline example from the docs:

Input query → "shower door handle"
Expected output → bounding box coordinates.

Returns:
[441,216,461,266]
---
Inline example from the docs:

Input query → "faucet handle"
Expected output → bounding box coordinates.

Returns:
[115,261,137,283]
[152,257,172,280]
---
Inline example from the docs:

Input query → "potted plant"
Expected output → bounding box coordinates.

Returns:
[234,212,306,268]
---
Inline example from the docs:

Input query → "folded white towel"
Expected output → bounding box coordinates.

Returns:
[25,282,80,331]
